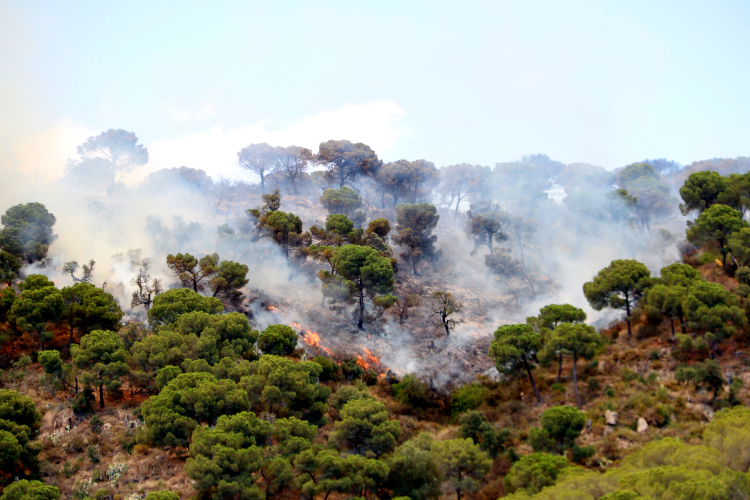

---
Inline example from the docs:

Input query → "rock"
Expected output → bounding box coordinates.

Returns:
[598,361,607,373]
[101,423,112,434]
[637,417,649,433]
[605,410,618,426]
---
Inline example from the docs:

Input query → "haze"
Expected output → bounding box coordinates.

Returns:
[2,0,750,183]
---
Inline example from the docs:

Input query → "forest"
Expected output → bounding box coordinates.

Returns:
[3,129,750,500]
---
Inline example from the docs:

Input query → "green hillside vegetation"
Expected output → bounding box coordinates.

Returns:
[5,156,750,499]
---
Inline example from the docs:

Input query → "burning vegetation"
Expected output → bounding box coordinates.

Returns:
[6,127,750,500]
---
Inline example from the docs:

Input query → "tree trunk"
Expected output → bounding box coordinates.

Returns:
[69,323,74,347]
[260,174,265,194]
[99,371,105,409]
[712,386,718,407]
[625,291,632,337]
[443,318,450,336]
[524,359,541,403]
[454,191,462,215]
[573,356,581,410]
[670,318,675,342]
[557,352,563,383]
[488,232,493,254]
[357,281,364,329]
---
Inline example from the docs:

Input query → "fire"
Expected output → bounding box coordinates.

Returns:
[267,305,279,312]
[299,327,333,356]
[289,322,302,330]
[357,348,381,370]
[715,259,723,267]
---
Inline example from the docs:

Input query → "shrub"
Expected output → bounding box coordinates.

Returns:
[451,383,486,416]
[504,452,569,494]
[392,374,429,409]
[313,356,338,381]
[531,406,586,454]
[88,444,100,464]
[571,445,595,463]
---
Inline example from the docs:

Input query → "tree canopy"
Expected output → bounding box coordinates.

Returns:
[316,140,381,188]
[583,259,651,337]
[393,203,441,274]
[686,203,747,268]
[147,288,223,326]
[331,244,395,328]
[0,203,57,264]
[489,324,543,403]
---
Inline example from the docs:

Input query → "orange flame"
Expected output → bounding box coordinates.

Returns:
[357,348,381,370]
[267,305,279,312]
[289,322,302,330]
[300,327,333,356]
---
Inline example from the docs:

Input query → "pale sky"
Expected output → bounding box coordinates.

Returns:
[2,0,750,182]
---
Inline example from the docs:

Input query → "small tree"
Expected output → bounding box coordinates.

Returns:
[542,324,602,408]
[71,330,129,408]
[276,145,313,193]
[529,405,585,454]
[687,204,747,269]
[679,170,728,215]
[62,259,95,283]
[0,202,57,264]
[583,259,651,337]
[209,259,249,305]
[258,325,298,356]
[392,294,422,325]
[131,259,162,311]
[431,291,461,336]
[166,253,219,292]
[489,324,543,403]
[504,453,569,495]
[237,142,278,193]
[0,389,43,486]
[393,203,441,274]
[61,282,123,346]
[676,360,725,407]
[147,288,223,326]
[316,139,382,188]
[467,203,511,255]
[319,186,363,215]
[531,304,587,382]
[330,399,401,457]
[434,438,492,500]
[9,275,63,350]
[331,245,395,329]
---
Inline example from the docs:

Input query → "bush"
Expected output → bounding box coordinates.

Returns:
[531,406,585,454]
[89,415,103,434]
[451,383,486,416]
[145,492,180,500]
[459,410,509,458]
[571,445,595,463]
[313,356,339,381]
[0,480,60,500]
[330,385,372,411]
[504,452,569,494]
[88,445,100,464]
[257,324,298,356]
[392,374,429,409]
